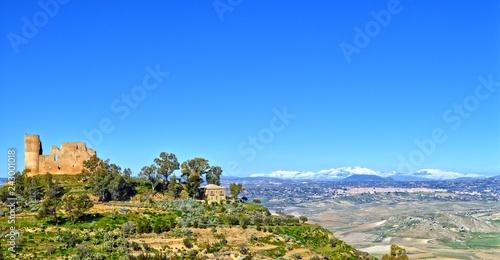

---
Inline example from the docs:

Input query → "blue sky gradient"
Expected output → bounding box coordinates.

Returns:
[1,0,499,177]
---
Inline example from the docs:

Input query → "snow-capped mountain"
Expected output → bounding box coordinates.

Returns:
[250,167,485,181]
[250,166,383,180]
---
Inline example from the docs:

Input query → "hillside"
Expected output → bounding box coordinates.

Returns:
[0,174,375,260]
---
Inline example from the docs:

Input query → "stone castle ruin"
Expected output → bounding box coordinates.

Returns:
[24,134,96,175]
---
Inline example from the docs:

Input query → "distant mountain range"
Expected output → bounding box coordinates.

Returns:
[249,166,488,181]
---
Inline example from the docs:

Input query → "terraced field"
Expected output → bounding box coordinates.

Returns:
[278,195,500,259]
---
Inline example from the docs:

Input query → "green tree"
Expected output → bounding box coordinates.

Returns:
[37,179,64,225]
[42,172,53,189]
[89,167,114,201]
[139,164,161,193]
[110,174,134,201]
[154,152,180,188]
[185,175,203,198]
[299,216,308,224]
[206,166,222,185]
[382,245,409,260]
[229,183,245,202]
[13,171,27,199]
[38,198,58,223]
[123,168,132,179]
[0,189,9,203]
[62,194,94,224]
[26,175,44,202]
[182,158,210,199]
[82,154,101,173]
[87,157,134,202]
[168,175,183,199]
[181,157,210,179]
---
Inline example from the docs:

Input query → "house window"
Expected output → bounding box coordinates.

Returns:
[54,154,58,161]
[220,191,223,195]
[210,191,214,196]
[76,145,79,150]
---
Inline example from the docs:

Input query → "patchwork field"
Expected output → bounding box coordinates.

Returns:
[280,198,500,259]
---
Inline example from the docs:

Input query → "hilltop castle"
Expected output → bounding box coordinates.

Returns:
[24,134,96,175]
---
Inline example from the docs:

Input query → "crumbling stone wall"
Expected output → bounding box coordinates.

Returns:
[24,134,96,175]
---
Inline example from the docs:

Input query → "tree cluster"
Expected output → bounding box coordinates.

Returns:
[139,153,223,199]
[85,155,135,202]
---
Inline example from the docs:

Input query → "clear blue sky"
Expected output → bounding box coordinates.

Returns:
[1,0,499,178]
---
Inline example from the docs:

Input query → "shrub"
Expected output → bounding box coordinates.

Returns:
[227,215,239,225]
[131,241,141,251]
[153,222,161,234]
[184,250,198,258]
[329,237,338,247]
[183,238,193,248]
[73,244,93,259]
[238,244,248,254]
[56,230,81,248]
[142,242,150,251]
[80,232,90,241]
[45,244,56,254]
[240,217,251,229]
[136,219,152,233]
[183,229,194,237]
[102,241,115,252]
[122,221,136,237]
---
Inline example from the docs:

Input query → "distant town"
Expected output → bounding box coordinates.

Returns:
[227,176,499,210]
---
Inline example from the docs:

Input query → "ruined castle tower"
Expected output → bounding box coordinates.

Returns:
[24,134,96,175]
[24,134,42,174]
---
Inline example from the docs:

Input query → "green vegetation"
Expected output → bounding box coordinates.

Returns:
[61,193,94,224]
[442,232,500,249]
[229,182,245,202]
[381,245,408,260]
[0,154,375,259]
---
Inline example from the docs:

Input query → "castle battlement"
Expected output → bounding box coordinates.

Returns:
[24,134,96,175]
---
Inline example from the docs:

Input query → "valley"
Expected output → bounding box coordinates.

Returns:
[235,176,500,259]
